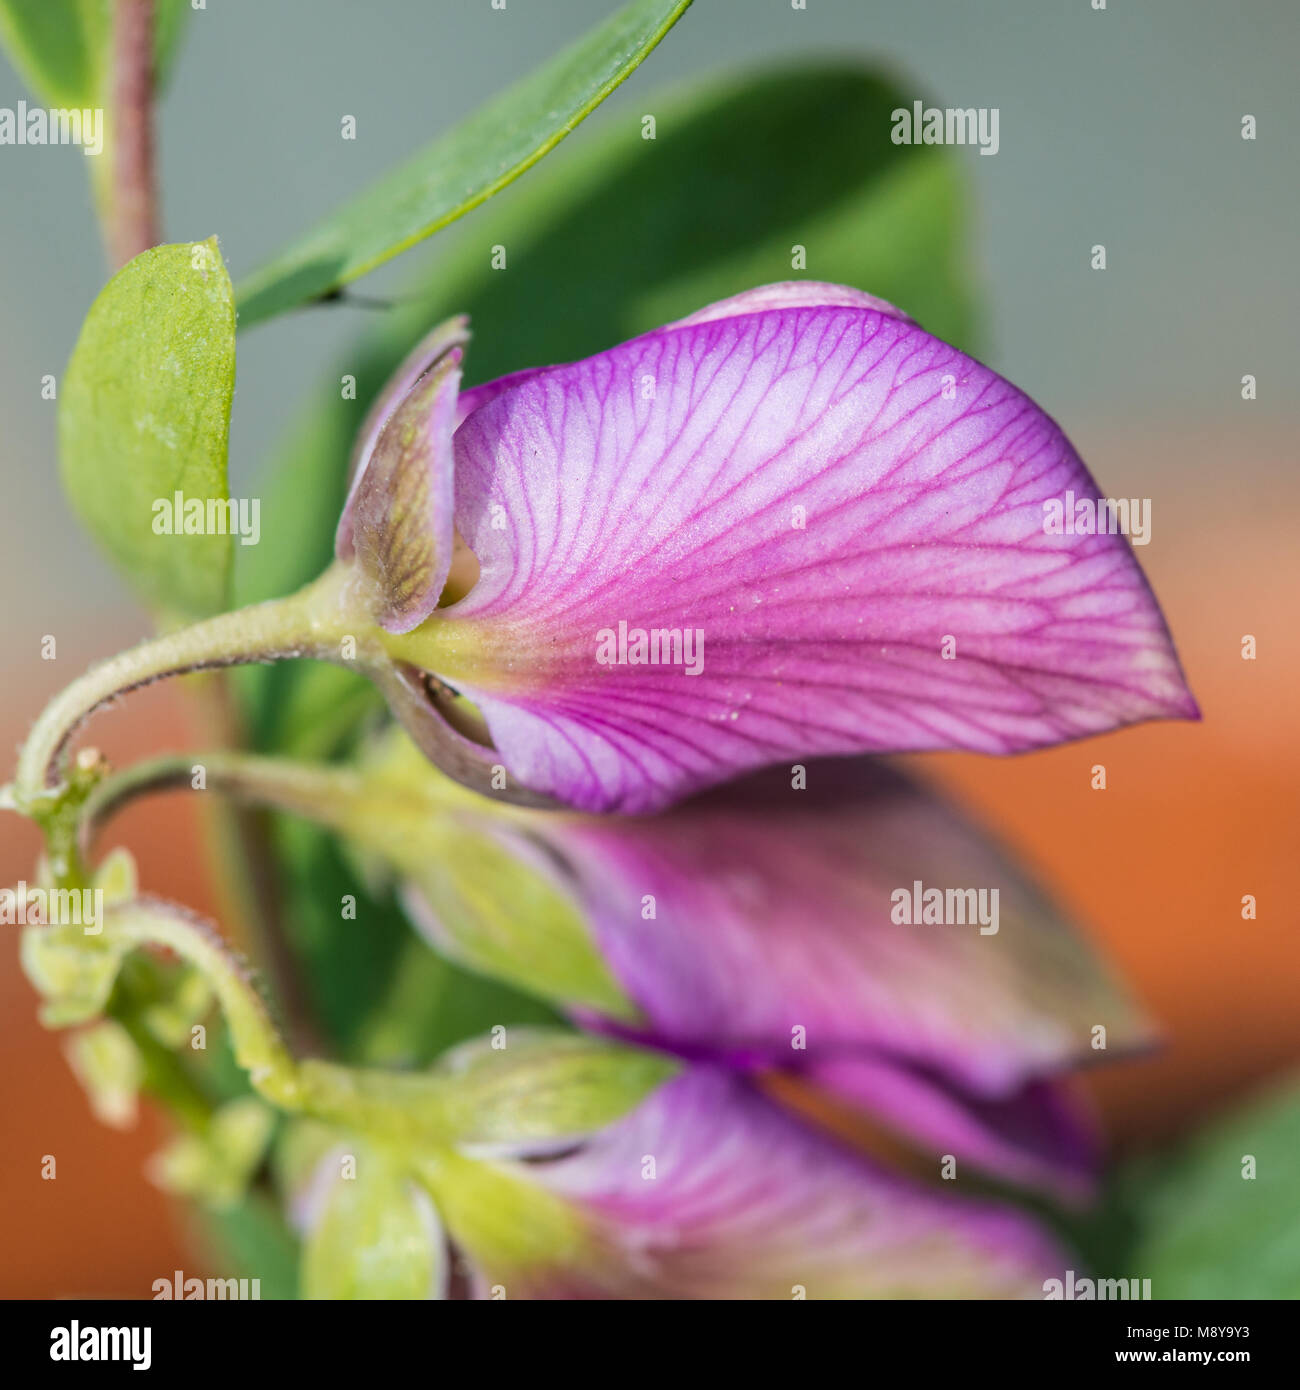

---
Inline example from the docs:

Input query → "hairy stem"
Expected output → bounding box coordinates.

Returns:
[108,0,159,267]
[110,895,302,1108]
[82,750,369,851]
[101,897,460,1143]
[14,566,366,808]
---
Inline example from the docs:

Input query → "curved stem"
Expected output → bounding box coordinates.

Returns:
[101,896,459,1143]
[82,749,369,854]
[14,567,366,807]
[110,895,303,1108]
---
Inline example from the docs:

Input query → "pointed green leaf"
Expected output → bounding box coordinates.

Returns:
[234,0,693,327]
[60,236,236,617]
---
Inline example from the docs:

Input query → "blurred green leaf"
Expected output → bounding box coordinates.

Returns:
[0,0,188,107]
[0,0,102,107]
[415,60,980,378]
[152,0,189,88]
[59,236,235,617]
[234,0,693,327]
[1119,1078,1300,1299]
[197,1193,301,1301]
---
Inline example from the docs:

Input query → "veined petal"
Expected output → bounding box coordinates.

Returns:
[425,289,1195,811]
[432,1068,1062,1299]
[552,759,1136,1195]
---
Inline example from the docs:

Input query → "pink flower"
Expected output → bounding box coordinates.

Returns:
[338,284,1197,813]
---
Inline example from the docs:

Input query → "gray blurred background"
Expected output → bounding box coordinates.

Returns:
[1,0,1295,662]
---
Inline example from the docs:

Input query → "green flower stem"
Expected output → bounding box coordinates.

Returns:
[109,897,303,1110]
[14,565,370,811]
[80,742,638,1025]
[80,743,484,866]
[82,750,371,852]
[98,896,457,1146]
[112,1000,217,1135]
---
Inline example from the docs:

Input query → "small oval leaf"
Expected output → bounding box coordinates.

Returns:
[59,236,236,617]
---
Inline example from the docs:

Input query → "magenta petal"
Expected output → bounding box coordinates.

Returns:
[506,758,1144,1194]
[457,1069,1063,1299]
[443,291,1196,811]
[551,760,1148,1095]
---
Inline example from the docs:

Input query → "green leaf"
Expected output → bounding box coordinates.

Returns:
[234,0,693,327]
[300,1142,443,1300]
[417,60,979,378]
[1118,1078,1300,1298]
[0,0,102,107]
[0,0,189,108]
[59,236,236,617]
[196,1193,301,1302]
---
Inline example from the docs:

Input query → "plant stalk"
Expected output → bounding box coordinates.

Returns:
[108,0,160,267]
[14,566,366,809]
